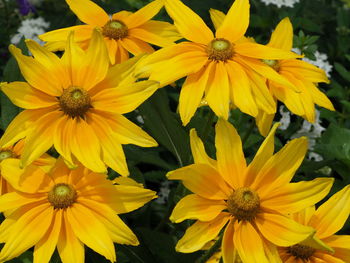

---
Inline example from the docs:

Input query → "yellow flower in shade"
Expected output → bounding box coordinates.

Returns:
[0,30,158,175]
[0,139,55,195]
[279,185,350,262]
[256,17,334,135]
[0,158,157,263]
[167,119,334,263]
[39,0,180,64]
[136,0,302,126]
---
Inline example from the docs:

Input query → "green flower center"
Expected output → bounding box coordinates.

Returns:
[102,19,128,40]
[0,150,13,161]
[287,244,315,260]
[262,59,280,71]
[207,38,234,61]
[59,86,91,118]
[227,187,260,221]
[48,183,77,209]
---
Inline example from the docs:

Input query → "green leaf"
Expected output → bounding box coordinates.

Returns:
[334,62,350,82]
[138,89,191,167]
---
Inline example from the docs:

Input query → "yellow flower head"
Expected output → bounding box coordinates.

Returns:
[256,17,334,135]
[0,139,55,195]
[136,0,302,125]
[167,119,334,262]
[39,0,181,64]
[279,185,350,262]
[0,30,158,175]
[0,158,157,263]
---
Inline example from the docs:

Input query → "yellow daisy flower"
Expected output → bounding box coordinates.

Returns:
[279,185,350,262]
[39,0,180,64]
[167,119,334,262]
[0,30,158,175]
[136,0,302,125]
[256,17,335,135]
[0,157,157,263]
[0,139,55,195]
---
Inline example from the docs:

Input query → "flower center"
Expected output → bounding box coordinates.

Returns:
[287,244,316,260]
[48,183,77,209]
[0,150,13,161]
[227,187,260,221]
[207,38,234,61]
[262,59,280,71]
[102,20,128,40]
[59,86,91,118]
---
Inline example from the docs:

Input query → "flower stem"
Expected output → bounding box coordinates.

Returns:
[195,235,223,263]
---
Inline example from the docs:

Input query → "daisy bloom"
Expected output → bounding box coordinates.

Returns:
[256,17,334,135]
[0,30,158,175]
[167,119,334,262]
[39,0,180,64]
[0,139,54,195]
[0,158,157,262]
[136,0,302,125]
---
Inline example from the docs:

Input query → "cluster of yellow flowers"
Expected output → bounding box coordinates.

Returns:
[0,0,348,262]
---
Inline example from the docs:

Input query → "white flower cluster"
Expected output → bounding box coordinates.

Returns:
[303,51,333,78]
[278,106,291,130]
[155,181,172,205]
[11,17,50,45]
[259,0,300,8]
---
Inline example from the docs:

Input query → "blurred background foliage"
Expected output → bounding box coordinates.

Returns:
[0,0,350,262]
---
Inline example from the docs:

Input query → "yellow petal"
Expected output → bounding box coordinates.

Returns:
[205,62,230,119]
[244,123,279,187]
[234,220,269,263]
[222,220,237,263]
[260,177,334,214]
[235,42,302,59]
[120,36,154,55]
[313,252,345,263]
[131,20,181,47]
[33,209,63,263]
[115,41,130,64]
[57,213,85,263]
[9,45,62,96]
[304,81,334,111]
[66,0,109,26]
[95,110,157,147]
[209,8,225,31]
[0,191,45,213]
[176,213,230,253]
[255,212,315,247]
[216,0,249,43]
[21,110,62,168]
[251,137,308,193]
[268,17,293,51]
[255,110,275,137]
[1,81,56,109]
[92,80,159,114]
[179,63,210,125]
[80,199,139,245]
[226,61,258,117]
[164,0,214,44]
[291,205,316,226]
[124,0,163,28]
[70,118,106,173]
[167,163,231,200]
[0,204,53,262]
[87,111,129,176]
[309,185,350,239]
[67,204,116,262]
[322,235,350,262]
[189,129,216,167]
[170,194,226,223]
[26,39,70,89]
[104,38,118,65]
[215,118,246,189]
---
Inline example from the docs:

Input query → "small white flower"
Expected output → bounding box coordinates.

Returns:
[11,17,50,45]
[278,106,291,130]
[155,181,172,205]
[259,0,300,8]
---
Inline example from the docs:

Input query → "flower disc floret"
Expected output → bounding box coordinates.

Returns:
[262,59,280,71]
[102,20,128,40]
[227,187,260,221]
[48,183,77,209]
[0,150,14,161]
[207,38,234,61]
[59,86,91,118]
[287,244,315,260]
